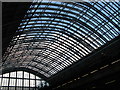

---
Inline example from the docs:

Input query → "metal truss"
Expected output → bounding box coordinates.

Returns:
[2,1,120,78]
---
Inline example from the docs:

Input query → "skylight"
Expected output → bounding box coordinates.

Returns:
[2,1,120,78]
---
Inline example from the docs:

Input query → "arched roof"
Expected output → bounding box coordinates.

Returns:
[2,1,120,78]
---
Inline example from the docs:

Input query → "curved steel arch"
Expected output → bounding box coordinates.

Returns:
[19,5,118,44]
[2,1,120,78]
[18,25,97,51]
[80,2,119,29]
[15,27,93,55]
[20,20,100,47]
[12,31,87,57]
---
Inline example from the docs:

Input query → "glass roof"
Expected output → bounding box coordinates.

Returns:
[2,1,120,78]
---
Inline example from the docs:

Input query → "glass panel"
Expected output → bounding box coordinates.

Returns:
[17,79,22,86]
[3,73,9,77]
[9,79,16,86]
[24,72,29,78]
[10,72,16,77]
[30,73,35,79]
[17,71,23,78]
[24,80,29,87]
[16,87,22,90]
[9,87,15,90]
[0,78,1,86]
[30,80,35,87]
[2,78,8,86]
[36,80,41,87]
[36,76,40,80]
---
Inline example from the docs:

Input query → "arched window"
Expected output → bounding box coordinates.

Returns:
[0,71,49,90]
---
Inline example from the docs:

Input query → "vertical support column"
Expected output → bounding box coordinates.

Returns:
[22,71,24,90]
[15,71,17,90]
[8,72,10,90]
[0,5,4,82]
[0,1,2,76]
[29,73,30,90]
[35,76,36,90]
[0,73,3,90]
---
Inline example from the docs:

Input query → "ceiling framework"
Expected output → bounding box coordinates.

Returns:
[2,1,120,79]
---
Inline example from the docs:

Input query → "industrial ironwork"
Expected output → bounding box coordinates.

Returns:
[2,1,120,80]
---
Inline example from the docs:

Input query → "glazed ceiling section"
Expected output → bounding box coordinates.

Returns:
[2,1,120,78]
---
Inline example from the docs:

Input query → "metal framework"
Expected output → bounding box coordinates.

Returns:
[0,71,49,90]
[2,1,120,79]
